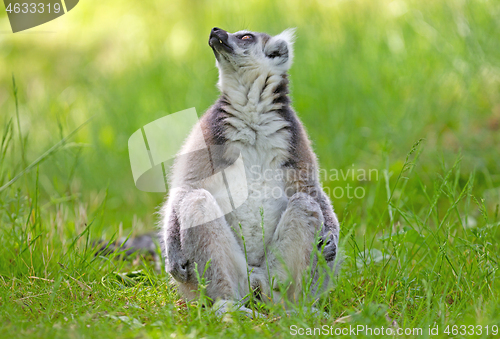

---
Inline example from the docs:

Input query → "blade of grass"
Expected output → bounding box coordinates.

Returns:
[0,115,95,193]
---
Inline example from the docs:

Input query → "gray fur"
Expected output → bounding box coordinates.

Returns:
[160,28,340,309]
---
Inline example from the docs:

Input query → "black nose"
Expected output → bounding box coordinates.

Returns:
[210,27,228,43]
[211,27,224,34]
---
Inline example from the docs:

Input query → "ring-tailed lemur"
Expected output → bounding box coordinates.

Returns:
[160,27,340,310]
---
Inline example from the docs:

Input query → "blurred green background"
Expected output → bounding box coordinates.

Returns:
[1,0,499,233]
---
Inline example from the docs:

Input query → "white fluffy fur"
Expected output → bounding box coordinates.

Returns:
[214,29,297,265]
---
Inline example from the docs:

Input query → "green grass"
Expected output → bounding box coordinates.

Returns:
[1,0,499,337]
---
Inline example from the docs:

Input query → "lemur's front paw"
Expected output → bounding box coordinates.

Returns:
[318,233,336,262]
[249,267,264,289]
[166,255,189,283]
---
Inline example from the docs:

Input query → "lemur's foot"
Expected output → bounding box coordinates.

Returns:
[213,300,263,319]
[286,306,329,319]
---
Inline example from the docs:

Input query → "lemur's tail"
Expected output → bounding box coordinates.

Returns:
[93,232,161,269]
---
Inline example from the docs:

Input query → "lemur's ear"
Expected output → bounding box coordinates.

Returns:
[265,28,296,69]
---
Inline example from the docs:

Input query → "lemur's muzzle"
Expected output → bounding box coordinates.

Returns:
[209,27,232,53]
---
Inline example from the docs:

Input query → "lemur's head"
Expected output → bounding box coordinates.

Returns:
[208,27,295,92]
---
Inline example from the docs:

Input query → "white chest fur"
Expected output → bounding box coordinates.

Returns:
[205,69,295,265]
[223,109,292,265]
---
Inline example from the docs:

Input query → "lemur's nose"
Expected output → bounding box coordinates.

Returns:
[209,27,229,45]
[211,27,227,37]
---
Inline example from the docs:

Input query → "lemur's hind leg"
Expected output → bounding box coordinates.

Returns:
[163,188,249,303]
[250,192,324,303]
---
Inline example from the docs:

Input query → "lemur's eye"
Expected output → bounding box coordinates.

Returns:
[241,35,252,40]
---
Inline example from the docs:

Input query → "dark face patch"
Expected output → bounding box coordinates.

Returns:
[209,28,259,55]
[208,27,290,69]
[209,27,233,60]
